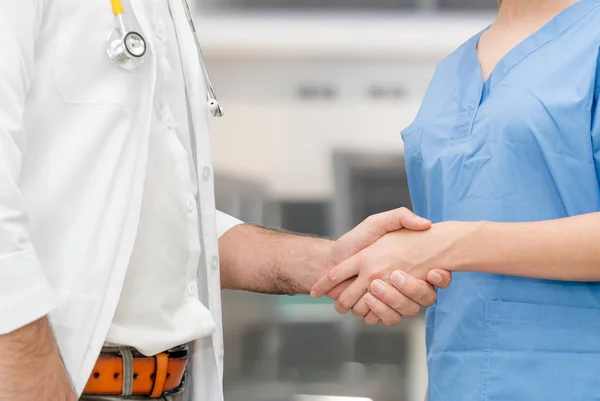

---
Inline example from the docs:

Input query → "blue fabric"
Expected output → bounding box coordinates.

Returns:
[402,2,600,400]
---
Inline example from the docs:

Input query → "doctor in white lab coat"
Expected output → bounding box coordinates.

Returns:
[0,1,450,400]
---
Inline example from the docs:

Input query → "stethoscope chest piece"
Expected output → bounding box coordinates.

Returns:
[107,28,147,70]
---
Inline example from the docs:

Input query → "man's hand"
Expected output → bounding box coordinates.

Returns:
[311,221,460,324]
[0,317,76,401]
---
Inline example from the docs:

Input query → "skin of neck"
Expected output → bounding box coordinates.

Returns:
[497,0,578,23]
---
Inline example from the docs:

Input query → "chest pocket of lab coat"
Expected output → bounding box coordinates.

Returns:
[53,0,147,106]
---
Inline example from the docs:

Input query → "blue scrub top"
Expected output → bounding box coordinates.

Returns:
[402,2,600,400]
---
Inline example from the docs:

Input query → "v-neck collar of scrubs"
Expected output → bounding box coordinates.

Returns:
[451,0,600,140]
[470,0,600,100]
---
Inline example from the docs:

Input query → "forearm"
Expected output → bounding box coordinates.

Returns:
[219,224,333,294]
[449,212,600,281]
[0,317,75,401]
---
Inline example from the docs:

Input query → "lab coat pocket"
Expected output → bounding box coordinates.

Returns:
[482,300,600,401]
[53,0,146,106]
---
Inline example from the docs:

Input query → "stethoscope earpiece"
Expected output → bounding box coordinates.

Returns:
[208,99,224,117]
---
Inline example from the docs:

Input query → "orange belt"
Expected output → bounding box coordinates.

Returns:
[83,347,188,398]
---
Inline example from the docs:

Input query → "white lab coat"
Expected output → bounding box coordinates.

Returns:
[0,1,238,399]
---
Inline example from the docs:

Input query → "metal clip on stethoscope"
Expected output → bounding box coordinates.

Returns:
[106,0,224,117]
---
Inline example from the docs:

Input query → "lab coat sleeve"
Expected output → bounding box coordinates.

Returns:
[216,210,243,239]
[0,0,59,334]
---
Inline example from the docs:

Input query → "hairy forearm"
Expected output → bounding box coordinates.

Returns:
[0,317,75,401]
[449,212,600,281]
[219,224,333,294]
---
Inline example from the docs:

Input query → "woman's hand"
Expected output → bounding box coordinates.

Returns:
[349,268,451,325]
[311,221,466,319]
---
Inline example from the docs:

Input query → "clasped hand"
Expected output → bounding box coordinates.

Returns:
[313,208,455,326]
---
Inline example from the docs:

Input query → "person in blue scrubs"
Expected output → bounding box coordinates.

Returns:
[311,0,600,400]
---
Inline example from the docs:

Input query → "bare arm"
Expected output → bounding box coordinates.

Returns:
[0,318,75,401]
[450,212,600,280]
[219,224,332,295]
[312,212,600,310]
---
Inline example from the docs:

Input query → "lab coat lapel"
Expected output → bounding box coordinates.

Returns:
[166,2,224,401]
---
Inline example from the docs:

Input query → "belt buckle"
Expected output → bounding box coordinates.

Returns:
[163,344,189,397]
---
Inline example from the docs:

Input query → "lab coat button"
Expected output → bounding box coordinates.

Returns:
[187,198,196,213]
[156,25,167,40]
[165,115,175,129]
[187,282,198,296]
[212,256,219,270]
[202,167,211,181]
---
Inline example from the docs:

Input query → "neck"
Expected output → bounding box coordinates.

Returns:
[498,0,578,22]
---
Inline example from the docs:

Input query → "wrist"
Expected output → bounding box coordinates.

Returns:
[441,220,489,272]
[284,236,334,294]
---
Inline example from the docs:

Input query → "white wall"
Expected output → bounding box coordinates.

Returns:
[200,14,491,199]
[209,98,421,199]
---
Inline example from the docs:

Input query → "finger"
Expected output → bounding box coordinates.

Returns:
[335,277,369,314]
[331,207,431,264]
[427,269,452,289]
[389,271,438,307]
[311,252,363,298]
[325,279,353,301]
[369,279,421,317]
[364,311,380,325]
[351,295,370,318]
[364,293,402,326]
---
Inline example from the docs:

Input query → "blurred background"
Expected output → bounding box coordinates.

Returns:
[194,2,495,401]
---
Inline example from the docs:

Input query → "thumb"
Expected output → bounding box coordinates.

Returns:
[331,208,431,264]
[427,269,452,289]
[399,211,431,231]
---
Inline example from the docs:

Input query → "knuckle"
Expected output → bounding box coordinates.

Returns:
[337,297,353,311]
[335,302,348,314]
[352,301,368,317]
[423,289,438,307]
[327,269,338,282]
[364,214,378,226]
[352,308,367,318]
[391,296,410,313]
[404,304,421,317]
[401,283,419,298]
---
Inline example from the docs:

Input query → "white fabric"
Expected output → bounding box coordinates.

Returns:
[0,0,242,399]
[104,0,218,357]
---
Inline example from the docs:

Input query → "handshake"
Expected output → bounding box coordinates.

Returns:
[309,207,456,326]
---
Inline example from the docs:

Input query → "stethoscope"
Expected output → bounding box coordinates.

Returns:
[106,0,224,117]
